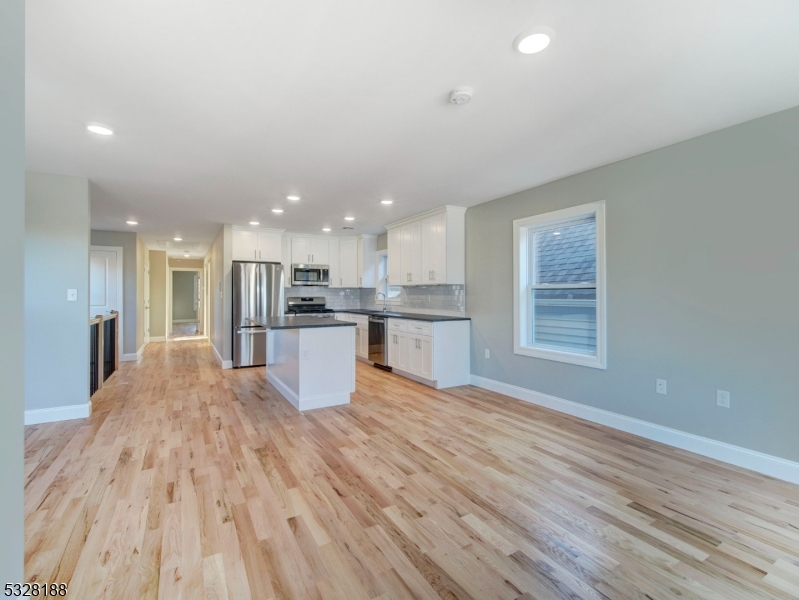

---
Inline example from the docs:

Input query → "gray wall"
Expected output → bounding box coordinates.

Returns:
[207,224,233,362]
[376,232,387,251]
[26,173,91,412]
[172,271,198,320]
[0,0,25,581]
[467,105,799,463]
[90,230,139,355]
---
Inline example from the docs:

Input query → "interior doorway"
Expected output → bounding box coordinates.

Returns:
[90,245,124,356]
[168,267,204,340]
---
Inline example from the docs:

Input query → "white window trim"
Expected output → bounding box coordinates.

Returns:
[375,249,402,305]
[513,201,607,369]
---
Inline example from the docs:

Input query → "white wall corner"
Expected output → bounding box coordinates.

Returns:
[25,400,92,425]
[469,374,799,486]
[212,341,233,369]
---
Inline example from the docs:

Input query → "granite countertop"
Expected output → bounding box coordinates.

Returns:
[335,309,470,322]
[248,316,356,330]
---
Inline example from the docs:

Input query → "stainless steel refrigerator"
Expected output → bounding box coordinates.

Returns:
[232,261,285,368]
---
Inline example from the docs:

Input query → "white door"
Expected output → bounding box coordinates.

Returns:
[422,213,446,283]
[256,232,282,262]
[232,230,258,261]
[309,239,329,264]
[144,260,150,343]
[339,239,358,287]
[292,237,310,263]
[90,250,119,317]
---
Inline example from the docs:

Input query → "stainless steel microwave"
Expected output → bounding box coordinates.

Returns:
[291,264,330,286]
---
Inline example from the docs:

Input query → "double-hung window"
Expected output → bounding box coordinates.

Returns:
[513,201,606,369]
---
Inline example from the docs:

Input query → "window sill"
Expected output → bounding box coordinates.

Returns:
[513,344,606,369]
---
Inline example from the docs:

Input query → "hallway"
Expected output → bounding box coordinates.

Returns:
[24,341,799,599]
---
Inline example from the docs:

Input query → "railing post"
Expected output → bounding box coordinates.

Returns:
[96,314,104,392]
[110,310,119,371]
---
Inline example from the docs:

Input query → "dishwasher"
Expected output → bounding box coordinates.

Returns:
[368,315,390,369]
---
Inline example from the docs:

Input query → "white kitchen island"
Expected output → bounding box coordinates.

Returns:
[250,316,356,411]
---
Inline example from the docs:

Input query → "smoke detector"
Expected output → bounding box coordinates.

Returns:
[449,87,473,105]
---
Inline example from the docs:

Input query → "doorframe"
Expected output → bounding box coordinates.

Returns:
[204,260,211,340]
[168,267,204,337]
[90,245,124,357]
[144,258,150,344]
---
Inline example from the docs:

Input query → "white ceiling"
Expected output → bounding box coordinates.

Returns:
[26,1,799,258]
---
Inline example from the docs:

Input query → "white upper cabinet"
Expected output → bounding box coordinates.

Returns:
[291,235,330,265]
[291,237,310,263]
[421,212,446,284]
[256,232,282,262]
[339,238,358,287]
[232,230,258,261]
[232,227,284,262]
[328,238,340,288]
[400,222,422,285]
[387,227,402,286]
[310,239,329,264]
[386,206,466,286]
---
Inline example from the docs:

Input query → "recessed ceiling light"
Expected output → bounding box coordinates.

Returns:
[183,254,190,258]
[174,237,182,241]
[552,231,561,235]
[287,195,301,201]
[249,221,260,225]
[272,209,284,214]
[322,227,331,232]
[344,216,355,221]
[381,200,393,205]
[514,28,554,54]
[126,220,138,225]
[87,124,114,135]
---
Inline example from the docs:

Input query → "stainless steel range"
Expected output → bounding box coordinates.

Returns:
[285,296,336,317]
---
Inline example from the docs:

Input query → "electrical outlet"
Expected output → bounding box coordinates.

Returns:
[485,349,490,359]
[302,349,310,360]
[656,379,667,395]
[716,390,730,408]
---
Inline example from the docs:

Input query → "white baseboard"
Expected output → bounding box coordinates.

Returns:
[149,336,166,342]
[121,344,146,362]
[267,371,350,411]
[470,375,799,486]
[212,342,233,369]
[172,319,199,324]
[25,400,92,425]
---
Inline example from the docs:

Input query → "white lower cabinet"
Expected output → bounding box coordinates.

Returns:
[342,313,369,359]
[386,318,469,389]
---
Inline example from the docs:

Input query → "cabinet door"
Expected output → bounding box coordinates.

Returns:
[408,334,432,379]
[328,238,340,288]
[397,332,410,371]
[256,232,282,262]
[355,325,369,358]
[291,237,310,264]
[387,227,402,286]
[339,239,358,287]
[309,239,329,265]
[388,331,398,367]
[422,213,446,283]
[232,231,258,261]
[418,335,433,379]
[400,222,422,285]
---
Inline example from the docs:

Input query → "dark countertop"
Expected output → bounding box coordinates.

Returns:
[248,316,356,330]
[335,309,470,322]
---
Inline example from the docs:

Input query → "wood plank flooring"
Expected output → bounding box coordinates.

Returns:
[24,340,799,599]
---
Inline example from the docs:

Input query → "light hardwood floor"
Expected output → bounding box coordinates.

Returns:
[25,340,799,599]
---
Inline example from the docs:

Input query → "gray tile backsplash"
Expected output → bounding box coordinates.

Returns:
[284,284,466,315]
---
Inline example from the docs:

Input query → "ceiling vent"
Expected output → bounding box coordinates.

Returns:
[157,240,199,250]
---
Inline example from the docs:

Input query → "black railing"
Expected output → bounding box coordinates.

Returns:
[90,311,119,397]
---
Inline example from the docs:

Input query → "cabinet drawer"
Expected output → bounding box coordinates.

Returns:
[349,314,368,325]
[388,319,407,332]
[406,320,433,336]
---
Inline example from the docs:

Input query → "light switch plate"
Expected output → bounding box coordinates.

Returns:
[67,289,78,301]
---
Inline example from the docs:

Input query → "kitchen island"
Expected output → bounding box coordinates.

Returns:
[249,316,356,411]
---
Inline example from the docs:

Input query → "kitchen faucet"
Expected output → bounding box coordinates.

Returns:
[376,292,388,312]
